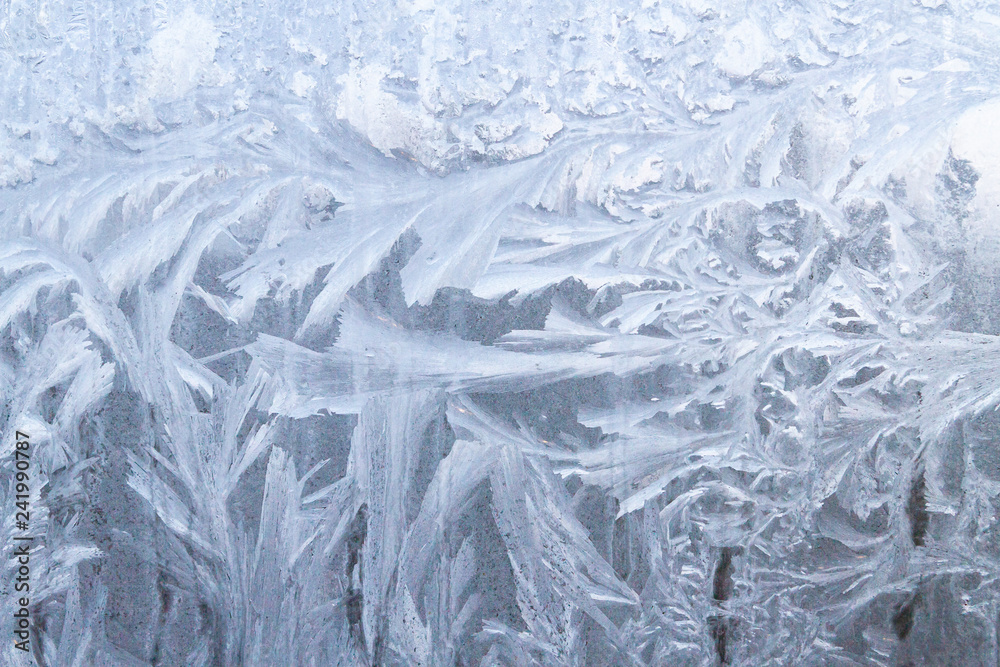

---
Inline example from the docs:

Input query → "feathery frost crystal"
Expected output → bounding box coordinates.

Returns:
[2,1,1000,665]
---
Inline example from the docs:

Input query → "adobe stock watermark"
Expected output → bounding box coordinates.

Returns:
[10,430,32,654]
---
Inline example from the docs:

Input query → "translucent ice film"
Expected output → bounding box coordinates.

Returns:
[1,1,1000,665]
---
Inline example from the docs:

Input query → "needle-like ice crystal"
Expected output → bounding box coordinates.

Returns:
[2,1,999,664]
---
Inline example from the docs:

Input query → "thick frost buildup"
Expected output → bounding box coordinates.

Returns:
[1,1,999,665]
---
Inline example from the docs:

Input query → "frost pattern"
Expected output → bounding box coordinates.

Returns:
[2,1,1000,665]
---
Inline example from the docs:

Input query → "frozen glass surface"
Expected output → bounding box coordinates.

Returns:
[1,1,999,665]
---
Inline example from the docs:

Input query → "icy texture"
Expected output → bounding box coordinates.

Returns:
[2,1,1000,665]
